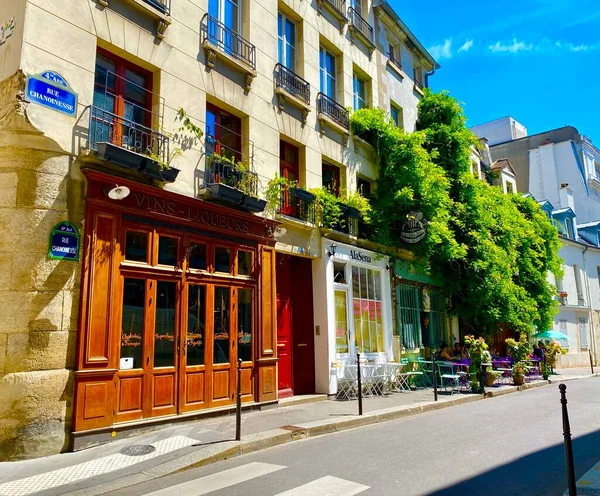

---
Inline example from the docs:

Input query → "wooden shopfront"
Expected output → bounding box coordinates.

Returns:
[73,171,278,438]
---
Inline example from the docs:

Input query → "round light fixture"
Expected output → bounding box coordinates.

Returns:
[106,185,131,201]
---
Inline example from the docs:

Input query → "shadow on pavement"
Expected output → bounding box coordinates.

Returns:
[428,428,600,496]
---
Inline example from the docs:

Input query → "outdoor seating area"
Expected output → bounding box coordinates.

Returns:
[332,333,564,401]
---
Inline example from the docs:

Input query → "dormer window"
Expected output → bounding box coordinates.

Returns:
[566,217,575,239]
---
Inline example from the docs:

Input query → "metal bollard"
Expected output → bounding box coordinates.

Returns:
[560,384,577,496]
[356,353,363,416]
[235,358,242,441]
[589,350,594,375]
[432,353,438,402]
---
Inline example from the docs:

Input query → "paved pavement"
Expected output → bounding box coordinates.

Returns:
[0,368,596,496]
[106,376,600,496]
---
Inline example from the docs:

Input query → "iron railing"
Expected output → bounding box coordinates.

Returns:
[279,186,316,223]
[275,64,310,105]
[201,14,256,70]
[331,207,358,237]
[89,70,169,164]
[388,51,402,69]
[143,0,170,14]
[204,154,258,197]
[323,0,347,17]
[317,92,349,129]
[348,8,374,45]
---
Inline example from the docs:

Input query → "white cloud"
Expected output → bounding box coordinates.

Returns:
[458,39,474,52]
[428,39,453,60]
[488,39,534,53]
[570,44,588,51]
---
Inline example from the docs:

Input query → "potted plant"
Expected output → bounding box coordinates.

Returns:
[544,341,567,368]
[464,335,491,393]
[505,333,531,364]
[541,362,552,380]
[512,362,527,386]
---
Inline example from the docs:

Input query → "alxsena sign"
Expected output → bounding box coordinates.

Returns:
[349,250,372,263]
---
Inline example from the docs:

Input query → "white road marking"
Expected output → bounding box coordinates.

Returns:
[144,462,286,496]
[0,436,195,496]
[274,476,370,496]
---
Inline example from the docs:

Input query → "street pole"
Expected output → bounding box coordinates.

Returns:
[356,353,363,416]
[560,384,577,496]
[589,349,594,375]
[235,358,242,441]
[432,353,438,402]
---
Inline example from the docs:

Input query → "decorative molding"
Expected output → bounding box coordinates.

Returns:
[275,87,311,124]
[202,40,257,90]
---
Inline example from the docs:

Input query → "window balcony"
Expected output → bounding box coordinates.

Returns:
[317,92,350,137]
[86,74,178,183]
[348,8,375,52]
[96,0,171,39]
[316,0,348,31]
[201,14,257,90]
[278,186,316,224]
[331,204,360,237]
[275,64,311,123]
[413,69,425,95]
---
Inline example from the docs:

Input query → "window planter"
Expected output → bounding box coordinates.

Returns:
[347,206,361,218]
[96,142,145,170]
[208,183,245,205]
[293,187,316,202]
[159,167,181,183]
[241,195,267,213]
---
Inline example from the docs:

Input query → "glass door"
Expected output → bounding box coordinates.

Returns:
[210,286,237,407]
[334,289,351,358]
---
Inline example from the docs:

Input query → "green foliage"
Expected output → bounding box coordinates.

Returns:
[505,333,531,363]
[311,187,343,228]
[349,89,563,336]
[264,175,293,219]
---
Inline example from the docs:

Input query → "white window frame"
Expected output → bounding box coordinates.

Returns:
[579,317,589,349]
[278,12,297,71]
[209,0,242,32]
[390,103,403,129]
[320,46,337,100]
[353,73,367,111]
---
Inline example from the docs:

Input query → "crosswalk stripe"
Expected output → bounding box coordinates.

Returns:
[144,462,287,496]
[274,476,370,496]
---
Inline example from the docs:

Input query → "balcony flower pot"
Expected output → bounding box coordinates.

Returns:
[160,167,181,183]
[208,183,244,205]
[241,195,267,213]
[339,203,350,215]
[347,206,361,218]
[96,142,144,169]
[513,374,525,386]
[138,158,164,181]
[292,187,316,203]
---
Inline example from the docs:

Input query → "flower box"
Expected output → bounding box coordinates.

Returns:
[241,195,267,212]
[208,183,244,205]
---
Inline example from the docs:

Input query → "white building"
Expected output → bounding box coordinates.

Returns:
[471,116,528,147]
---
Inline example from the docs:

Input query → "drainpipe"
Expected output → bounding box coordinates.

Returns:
[425,69,435,89]
[582,245,597,364]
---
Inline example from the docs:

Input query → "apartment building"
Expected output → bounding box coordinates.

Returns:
[0,0,437,459]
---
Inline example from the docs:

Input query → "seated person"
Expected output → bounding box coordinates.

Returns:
[533,344,544,359]
[438,342,456,361]
[453,342,462,358]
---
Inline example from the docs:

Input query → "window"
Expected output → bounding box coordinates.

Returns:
[187,285,206,366]
[188,243,207,270]
[396,283,420,348]
[334,262,347,284]
[237,250,252,276]
[414,65,423,87]
[125,231,148,263]
[350,0,363,13]
[280,141,300,215]
[208,0,241,32]
[154,281,176,367]
[573,264,584,304]
[353,73,367,111]
[357,177,372,197]
[213,287,231,364]
[215,246,231,273]
[158,236,178,266]
[238,288,253,361]
[335,289,349,354]
[352,267,383,353]
[505,182,514,194]
[427,290,446,348]
[278,13,296,70]
[579,317,589,348]
[565,217,575,239]
[206,105,242,162]
[322,162,340,196]
[388,43,401,67]
[595,162,600,181]
[390,104,403,129]
[120,278,145,369]
[319,47,337,99]
[93,50,152,150]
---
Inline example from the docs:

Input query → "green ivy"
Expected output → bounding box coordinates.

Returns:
[350,90,563,336]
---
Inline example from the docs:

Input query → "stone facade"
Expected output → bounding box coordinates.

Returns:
[0,0,436,459]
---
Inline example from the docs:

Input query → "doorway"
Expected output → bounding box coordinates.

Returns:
[276,254,315,397]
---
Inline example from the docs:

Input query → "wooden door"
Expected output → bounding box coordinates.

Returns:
[291,257,315,394]
[276,254,293,395]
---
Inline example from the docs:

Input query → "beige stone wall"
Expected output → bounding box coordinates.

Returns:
[0,0,25,82]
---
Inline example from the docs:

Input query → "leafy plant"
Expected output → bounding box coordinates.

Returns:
[265,175,294,218]
[505,333,531,364]
[311,187,343,229]
[512,361,528,377]
[464,335,491,391]
[544,341,567,360]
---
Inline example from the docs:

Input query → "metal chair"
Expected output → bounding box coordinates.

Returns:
[335,363,358,400]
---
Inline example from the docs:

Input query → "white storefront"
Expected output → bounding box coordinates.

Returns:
[312,239,393,395]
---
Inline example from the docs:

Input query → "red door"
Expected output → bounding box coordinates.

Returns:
[276,254,293,397]
[291,257,315,395]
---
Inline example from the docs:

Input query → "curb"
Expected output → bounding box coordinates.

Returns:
[73,374,600,495]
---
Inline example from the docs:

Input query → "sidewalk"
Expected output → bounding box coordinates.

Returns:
[0,369,596,496]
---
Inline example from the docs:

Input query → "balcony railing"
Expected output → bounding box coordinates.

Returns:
[200,14,256,70]
[332,206,359,237]
[89,70,169,167]
[143,0,170,14]
[204,154,258,198]
[278,186,316,224]
[348,7,374,45]
[275,64,310,105]
[322,0,346,17]
[317,92,349,129]
[388,52,402,70]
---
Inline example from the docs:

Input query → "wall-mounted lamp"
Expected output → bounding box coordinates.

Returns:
[327,243,337,258]
[104,185,131,201]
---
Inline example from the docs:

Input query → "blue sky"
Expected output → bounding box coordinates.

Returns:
[391,0,600,142]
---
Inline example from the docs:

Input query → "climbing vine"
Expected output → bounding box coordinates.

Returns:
[350,90,562,336]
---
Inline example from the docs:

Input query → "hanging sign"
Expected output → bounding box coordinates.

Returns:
[25,71,78,116]
[48,221,80,261]
[0,17,15,46]
[400,211,427,244]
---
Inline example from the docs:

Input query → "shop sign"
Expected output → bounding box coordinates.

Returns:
[26,71,78,116]
[0,17,15,46]
[48,221,80,261]
[349,250,372,263]
[400,211,427,244]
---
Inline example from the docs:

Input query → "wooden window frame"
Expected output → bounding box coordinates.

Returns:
[206,103,243,161]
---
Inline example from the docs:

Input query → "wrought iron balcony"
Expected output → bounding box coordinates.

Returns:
[348,7,374,47]
[331,204,359,237]
[317,92,349,130]
[275,64,310,106]
[319,0,347,19]
[204,154,258,198]
[143,0,170,14]
[201,14,256,71]
[278,186,316,224]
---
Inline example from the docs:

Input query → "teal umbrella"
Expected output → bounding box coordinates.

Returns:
[532,330,569,341]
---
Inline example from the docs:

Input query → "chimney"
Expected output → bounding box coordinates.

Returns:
[559,183,575,211]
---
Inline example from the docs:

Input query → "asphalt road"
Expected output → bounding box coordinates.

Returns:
[110,378,600,496]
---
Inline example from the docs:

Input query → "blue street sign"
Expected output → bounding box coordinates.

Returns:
[48,221,80,261]
[26,71,78,116]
